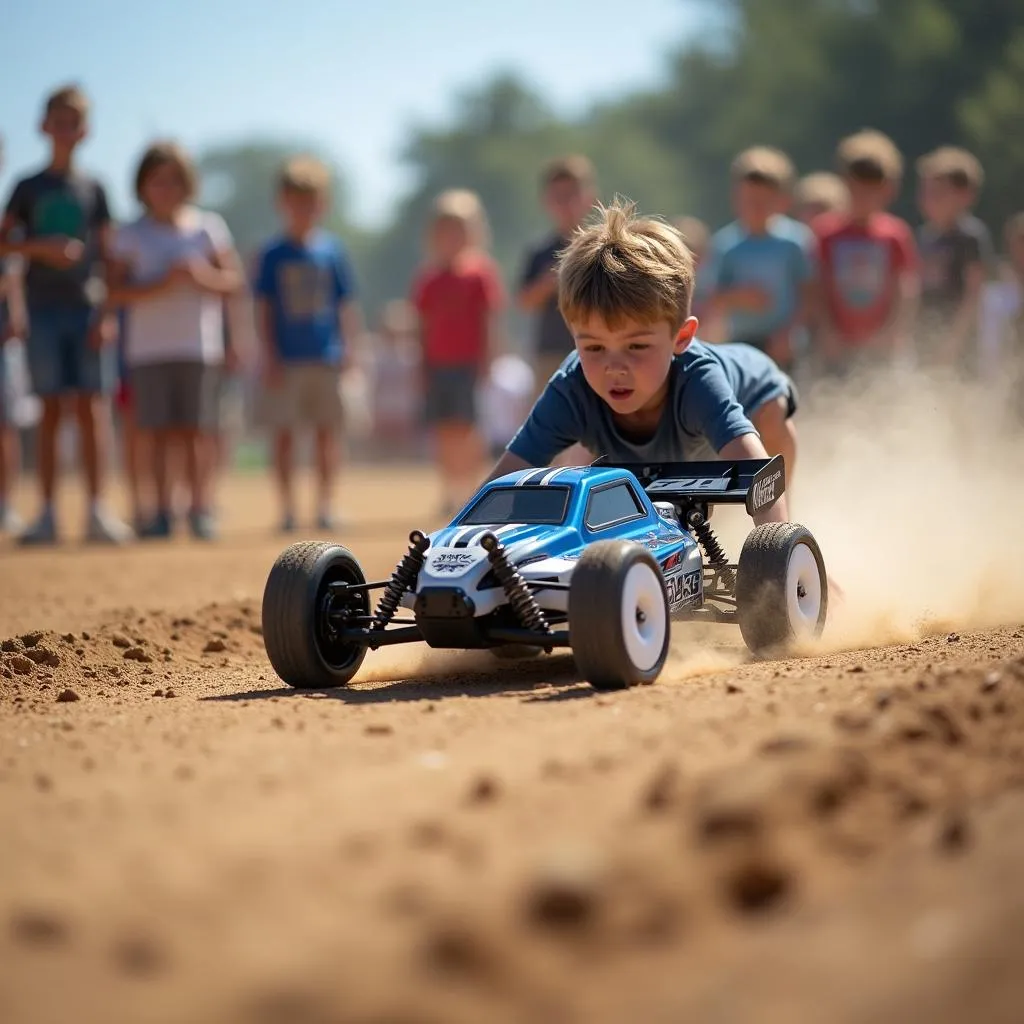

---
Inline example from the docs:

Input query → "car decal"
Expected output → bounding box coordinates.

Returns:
[539,467,566,485]
[515,468,548,487]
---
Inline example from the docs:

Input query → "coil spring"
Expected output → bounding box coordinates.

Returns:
[480,533,550,633]
[372,530,430,629]
[687,511,736,589]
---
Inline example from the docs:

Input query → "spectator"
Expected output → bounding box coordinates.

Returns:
[518,155,597,391]
[108,141,243,541]
[915,146,992,373]
[793,172,850,225]
[371,299,421,455]
[0,84,130,545]
[254,156,361,533]
[412,189,504,516]
[0,254,26,534]
[112,307,148,531]
[478,353,535,460]
[699,147,814,372]
[813,129,919,375]
[978,213,1024,415]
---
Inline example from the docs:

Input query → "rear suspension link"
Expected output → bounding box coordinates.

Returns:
[372,530,430,630]
[480,533,551,634]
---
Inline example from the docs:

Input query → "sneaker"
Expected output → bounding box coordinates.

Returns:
[138,509,173,540]
[0,506,23,535]
[18,508,58,546]
[86,506,134,545]
[188,509,218,541]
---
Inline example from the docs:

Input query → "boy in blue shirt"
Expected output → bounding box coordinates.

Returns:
[490,200,798,525]
[254,157,362,532]
[699,147,815,373]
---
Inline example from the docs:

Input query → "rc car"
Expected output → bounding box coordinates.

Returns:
[261,457,827,691]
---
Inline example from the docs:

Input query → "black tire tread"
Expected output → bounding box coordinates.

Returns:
[569,540,670,691]
[262,541,368,688]
[735,522,827,654]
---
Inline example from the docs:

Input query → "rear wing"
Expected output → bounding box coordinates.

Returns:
[599,456,786,517]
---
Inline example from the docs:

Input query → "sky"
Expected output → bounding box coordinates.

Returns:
[0,0,702,228]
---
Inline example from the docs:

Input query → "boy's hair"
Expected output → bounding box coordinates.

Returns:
[43,84,89,121]
[541,154,596,192]
[794,171,850,213]
[430,188,490,246]
[558,199,695,330]
[134,141,198,203]
[916,146,984,191]
[672,215,709,257]
[730,146,795,190]
[277,156,331,196]
[836,129,903,182]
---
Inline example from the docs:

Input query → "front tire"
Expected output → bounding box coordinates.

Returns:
[736,523,827,655]
[569,540,670,691]
[262,541,370,688]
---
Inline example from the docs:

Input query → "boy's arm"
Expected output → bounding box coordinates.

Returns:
[942,261,985,362]
[718,432,788,525]
[517,248,558,313]
[189,244,244,296]
[338,298,364,371]
[255,296,282,385]
[485,450,534,482]
[1,259,27,340]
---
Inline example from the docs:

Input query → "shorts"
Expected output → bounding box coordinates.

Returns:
[260,363,344,430]
[424,365,477,425]
[131,361,221,432]
[26,305,114,397]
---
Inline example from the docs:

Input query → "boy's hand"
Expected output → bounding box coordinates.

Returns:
[33,237,85,270]
[89,312,118,351]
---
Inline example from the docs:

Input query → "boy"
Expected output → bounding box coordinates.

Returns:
[915,146,992,371]
[412,189,504,516]
[813,130,919,374]
[255,157,361,532]
[793,172,850,226]
[489,200,797,526]
[978,213,1024,415]
[699,147,814,373]
[0,85,131,544]
[518,156,598,390]
[108,141,243,541]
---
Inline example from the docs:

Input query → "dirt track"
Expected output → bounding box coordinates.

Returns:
[2,441,1024,1023]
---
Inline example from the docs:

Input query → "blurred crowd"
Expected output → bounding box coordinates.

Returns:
[1,84,1023,544]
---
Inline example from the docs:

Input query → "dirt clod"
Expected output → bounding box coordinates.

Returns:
[55,689,80,703]
[204,638,227,654]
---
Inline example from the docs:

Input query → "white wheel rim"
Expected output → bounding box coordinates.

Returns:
[620,562,667,673]
[786,542,822,636]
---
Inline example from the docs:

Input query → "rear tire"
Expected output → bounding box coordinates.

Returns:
[262,541,370,688]
[569,540,670,691]
[736,523,827,655]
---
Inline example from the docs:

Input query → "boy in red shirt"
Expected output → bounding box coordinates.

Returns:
[813,130,919,375]
[412,190,504,516]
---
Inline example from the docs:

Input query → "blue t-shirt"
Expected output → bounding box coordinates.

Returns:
[507,340,792,467]
[698,215,814,342]
[254,232,355,363]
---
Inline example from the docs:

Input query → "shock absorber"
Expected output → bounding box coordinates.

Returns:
[686,509,735,589]
[480,533,551,634]
[372,530,430,630]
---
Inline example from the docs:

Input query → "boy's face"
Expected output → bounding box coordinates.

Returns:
[733,180,781,229]
[141,162,189,219]
[544,178,594,236]
[572,312,698,418]
[41,106,86,151]
[846,175,896,220]
[279,189,325,236]
[918,175,970,225]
